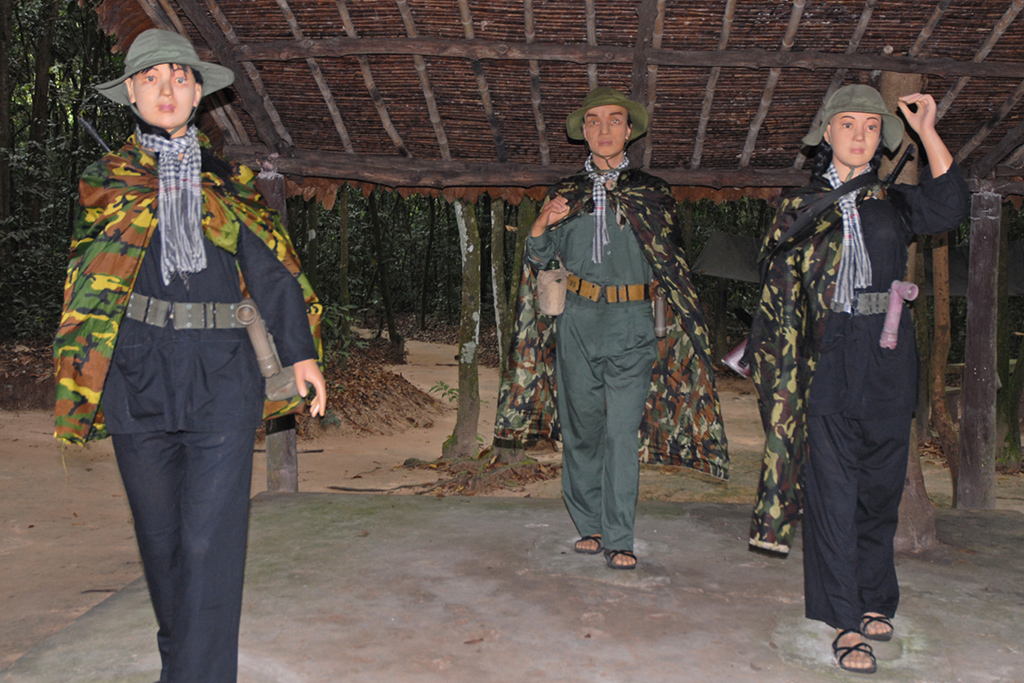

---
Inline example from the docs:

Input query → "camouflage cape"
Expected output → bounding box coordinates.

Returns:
[54,133,322,445]
[493,168,728,478]
[746,173,887,554]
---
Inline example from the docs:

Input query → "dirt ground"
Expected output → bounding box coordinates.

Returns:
[2,336,1023,669]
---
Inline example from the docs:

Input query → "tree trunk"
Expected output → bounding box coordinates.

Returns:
[418,197,437,331]
[337,187,351,366]
[958,190,1001,508]
[895,422,937,553]
[878,71,938,548]
[930,231,960,504]
[1002,333,1024,466]
[304,199,320,292]
[490,197,509,376]
[910,241,931,444]
[0,0,12,224]
[26,0,59,226]
[366,190,404,361]
[442,199,481,460]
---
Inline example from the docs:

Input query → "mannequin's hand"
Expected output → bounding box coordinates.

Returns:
[293,358,327,417]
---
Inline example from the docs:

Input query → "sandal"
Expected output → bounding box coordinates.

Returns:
[832,629,877,674]
[604,549,637,570]
[573,534,602,555]
[859,614,893,642]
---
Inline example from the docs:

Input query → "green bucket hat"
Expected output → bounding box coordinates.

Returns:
[95,28,235,106]
[803,84,904,152]
[566,87,649,141]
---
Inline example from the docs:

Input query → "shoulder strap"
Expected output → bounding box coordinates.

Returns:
[770,171,878,257]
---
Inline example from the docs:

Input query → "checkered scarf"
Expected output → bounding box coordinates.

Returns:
[585,152,630,264]
[826,163,872,312]
[137,125,206,285]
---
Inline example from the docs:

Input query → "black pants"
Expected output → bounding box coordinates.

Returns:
[802,413,910,631]
[113,429,256,683]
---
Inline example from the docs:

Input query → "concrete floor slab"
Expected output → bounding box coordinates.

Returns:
[2,494,1022,682]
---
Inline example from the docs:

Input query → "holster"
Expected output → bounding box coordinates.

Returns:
[235,298,301,401]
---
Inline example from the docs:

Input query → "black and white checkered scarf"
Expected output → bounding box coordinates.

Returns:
[584,152,630,264]
[826,163,872,312]
[137,124,206,285]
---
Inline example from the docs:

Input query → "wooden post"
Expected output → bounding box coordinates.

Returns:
[255,160,299,493]
[958,188,1001,508]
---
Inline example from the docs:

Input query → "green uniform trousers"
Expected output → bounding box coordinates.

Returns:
[556,293,657,551]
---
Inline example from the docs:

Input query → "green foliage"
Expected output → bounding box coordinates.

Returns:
[429,380,458,404]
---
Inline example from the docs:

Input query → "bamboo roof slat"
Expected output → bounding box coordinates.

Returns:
[88,0,1024,199]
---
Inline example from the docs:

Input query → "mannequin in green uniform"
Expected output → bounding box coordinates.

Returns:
[528,88,657,570]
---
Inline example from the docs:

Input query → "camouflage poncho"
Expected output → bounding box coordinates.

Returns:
[54,133,322,445]
[494,169,728,478]
[747,174,887,554]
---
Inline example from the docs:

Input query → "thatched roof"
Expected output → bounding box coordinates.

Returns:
[95,0,1024,203]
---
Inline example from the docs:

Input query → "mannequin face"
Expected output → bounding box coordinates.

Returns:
[582,104,632,170]
[125,63,202,138]
[824,111,881,178]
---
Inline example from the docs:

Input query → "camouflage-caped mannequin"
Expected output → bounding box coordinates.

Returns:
[54,29,325,682]
[747,84,969,674]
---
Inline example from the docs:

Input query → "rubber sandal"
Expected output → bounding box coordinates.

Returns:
[573,534,602,555]
[604,549,637,570]
[832,629,877,674]
[860,614,894,642]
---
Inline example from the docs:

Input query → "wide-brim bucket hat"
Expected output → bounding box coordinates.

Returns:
[566,87,648,141]
[95,28,235,106]
[803,84,904,152]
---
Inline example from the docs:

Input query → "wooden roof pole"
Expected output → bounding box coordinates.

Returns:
[739,0,805,167]
[458,0,508,162]
[274,0,354,153]
[935,0,1024,121]
[970,117,1024,179]
[236,37,1024,81]
[690,0,736,170]
[956,79,1024,164]
[634,0,665,170]
[335,0,407,157]
[396,0,451,161]
[523,0,550,166]
[792,0,877,170]
[134,0,248,146]
[174,0,291,152]
[584,0,598,90]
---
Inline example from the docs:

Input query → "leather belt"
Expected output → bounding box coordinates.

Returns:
[566,274,651,303]
[124,292,245,330]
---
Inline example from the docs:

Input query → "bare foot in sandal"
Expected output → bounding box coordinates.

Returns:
[860,613,894,641]
[832,629,877,674]
[574,534,602,554]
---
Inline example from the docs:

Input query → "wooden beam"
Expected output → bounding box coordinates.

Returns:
[628,0,660,169]
[740,0,805,167]
[956,78,1024,165]
[458,0,507,162]
[936,0,1024,121]
[908,0,952,58]
[792,0,877,170]
[333,0,407,156]
[174,0,290,152]
[691,0,736,170]
[228,37,1024,80]
[276,0,354,153]
[523,0,550,165]
[970,117,1024,179]
[958,187,1001,508]
[584,0,598,89]
[396,0,450,160]
[224,144,809,189]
